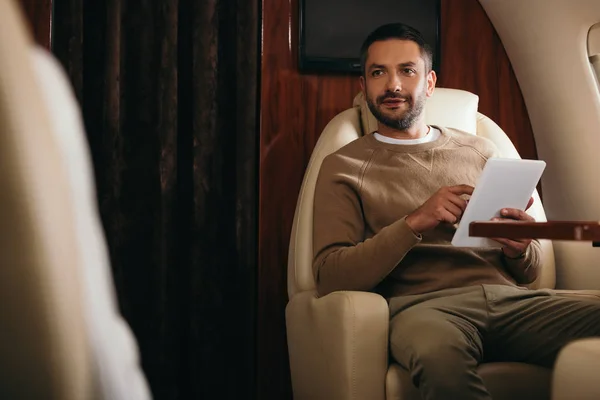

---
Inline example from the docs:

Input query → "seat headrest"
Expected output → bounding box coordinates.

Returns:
[0,1,91,398]
[353,88,480,135]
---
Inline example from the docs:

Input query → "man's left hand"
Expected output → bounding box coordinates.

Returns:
[491,197,535,259]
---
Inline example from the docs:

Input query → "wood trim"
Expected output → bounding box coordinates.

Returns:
[470,221,600,242]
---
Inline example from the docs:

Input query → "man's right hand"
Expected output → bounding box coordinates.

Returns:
[405,185,474,234]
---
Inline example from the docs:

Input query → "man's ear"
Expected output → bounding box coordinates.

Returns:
[426,70,437,97]
[360,75,366,93]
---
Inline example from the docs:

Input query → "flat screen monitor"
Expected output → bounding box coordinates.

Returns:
[299,0,440,74]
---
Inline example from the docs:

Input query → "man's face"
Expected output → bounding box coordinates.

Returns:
[361,39,436,131]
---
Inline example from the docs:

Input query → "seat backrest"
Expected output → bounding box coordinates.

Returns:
[287,88,556,299]
[1,2,152,399]
[31,48,152,399]
[0,1,91,398]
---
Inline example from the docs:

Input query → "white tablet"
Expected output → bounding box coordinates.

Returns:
[451,158,546,248]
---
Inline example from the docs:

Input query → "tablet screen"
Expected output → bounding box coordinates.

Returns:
[451,158,546,248]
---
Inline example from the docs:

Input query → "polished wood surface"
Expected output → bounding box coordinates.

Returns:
[18,0,52,49]
[258,1,357,398]
[470,221,600,242]
[258,0,539,399]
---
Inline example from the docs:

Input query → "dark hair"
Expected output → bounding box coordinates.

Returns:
[360,23,433,75]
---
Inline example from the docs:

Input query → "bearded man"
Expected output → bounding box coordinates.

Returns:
[312,22,600,400]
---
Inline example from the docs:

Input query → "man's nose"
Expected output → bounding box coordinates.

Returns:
[386,73,402,92]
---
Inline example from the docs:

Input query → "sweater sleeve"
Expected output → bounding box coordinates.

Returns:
[312,155,421,296]
[502,239,542,284]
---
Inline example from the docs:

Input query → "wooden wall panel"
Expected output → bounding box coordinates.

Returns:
[257,1,357,398]
[259,0,537,399]
[18,0,53,49]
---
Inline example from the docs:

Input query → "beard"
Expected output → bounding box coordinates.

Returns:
[366,87,427,131]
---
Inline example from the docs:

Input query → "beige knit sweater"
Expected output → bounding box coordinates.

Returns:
[312,126,541,298]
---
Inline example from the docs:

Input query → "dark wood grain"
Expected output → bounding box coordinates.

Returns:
[258,0,539,399]
[470,221,600,241]
[258,1,357,398]
[17,0,52,49]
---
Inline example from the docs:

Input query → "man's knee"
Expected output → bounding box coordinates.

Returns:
[390,311,486,397]
[392,338,476,387]
[390,311,481,365]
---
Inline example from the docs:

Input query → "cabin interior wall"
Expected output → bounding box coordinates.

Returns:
[589,23,600,55]
[479,0,600,290]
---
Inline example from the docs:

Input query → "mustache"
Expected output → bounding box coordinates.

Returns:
[377,92,411,103]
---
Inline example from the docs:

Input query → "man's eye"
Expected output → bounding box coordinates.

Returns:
[404,68,416,75]
[372,70,384,77]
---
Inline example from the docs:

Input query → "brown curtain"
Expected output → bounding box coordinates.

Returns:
[52,0,259,398]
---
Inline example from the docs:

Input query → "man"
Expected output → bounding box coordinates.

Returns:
[312,23,600,400]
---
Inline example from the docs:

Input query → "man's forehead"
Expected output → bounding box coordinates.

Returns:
[366,39,424,67]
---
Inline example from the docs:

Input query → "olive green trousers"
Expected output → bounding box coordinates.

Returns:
[389,284,600,400]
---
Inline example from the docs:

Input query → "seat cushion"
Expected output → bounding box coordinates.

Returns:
[553,338,600,400]
[554,289,600,300]
[386,362,551,400]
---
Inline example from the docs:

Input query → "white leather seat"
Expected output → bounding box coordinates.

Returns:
[0,1,150,398]
[552,338,600,400]
[32,49,152,400]
[0,4,89,399]
[286,88,561,400]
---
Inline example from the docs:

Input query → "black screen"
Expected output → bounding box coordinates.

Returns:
[299,0,440,74]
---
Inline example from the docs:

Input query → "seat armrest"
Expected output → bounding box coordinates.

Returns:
[469,221,600,242]
[286,290,389,400]
[552,339,600,400]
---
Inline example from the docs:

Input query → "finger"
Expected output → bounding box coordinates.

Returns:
[492,236,531,252]
[441,208,461,224]
[492,239,525,257]
[444,202,464,219]
[448,184,474,196]
[491,237,512,247]
[436,202,462,222]
[525,197,534,211]
[499,208,535,222]
[447,194,469,211]
[493,237,525,248]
